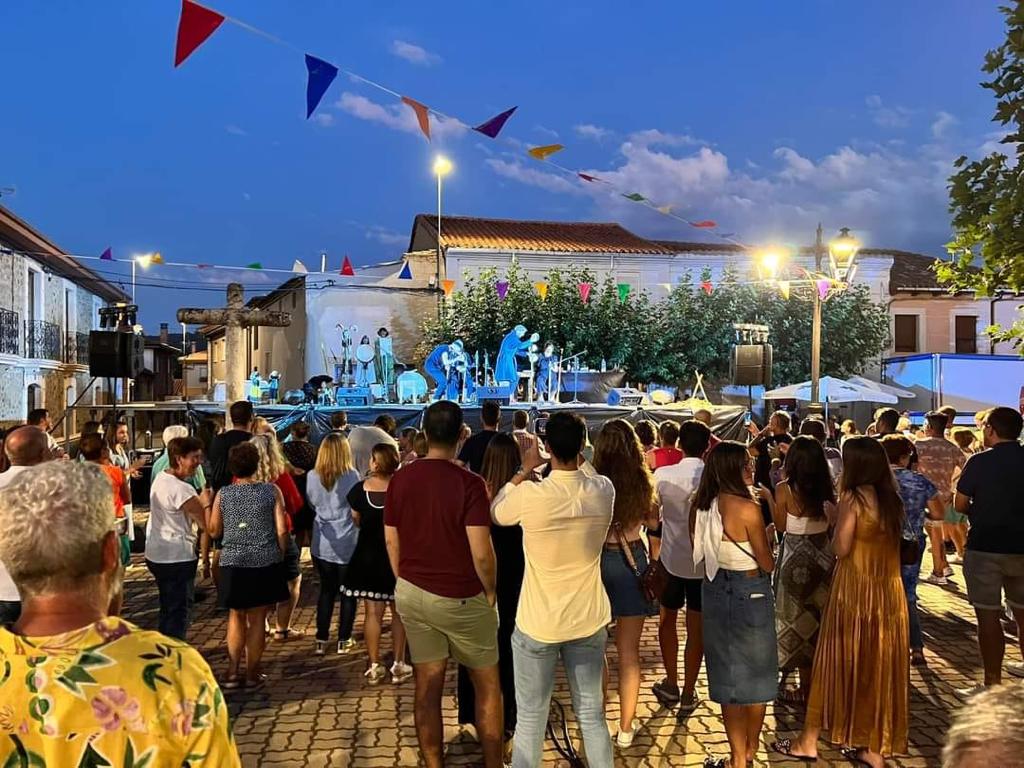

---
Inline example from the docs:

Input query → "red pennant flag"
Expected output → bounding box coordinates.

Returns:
[474,107,517,139]
[701,280,714,295]
[401,96,431,141]
[691,220,717,229]
[174,0,225,67]
[340,255,355,276]
[578,173,599,183]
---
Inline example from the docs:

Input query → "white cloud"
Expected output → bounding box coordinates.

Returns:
[931,110,956,139]
[335,92,467,140]
[389,40,441,66]
[533,125,560,139]
[485,159,582,195]
[628,129,701,148]
[574,124,611,141]
[313,112,335,127]
[364,225,407,247]
[866,94,912,129]
[225,124,247,137]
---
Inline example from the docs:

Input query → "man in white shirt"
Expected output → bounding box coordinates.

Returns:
[491,411,615,768]
[347,417,399,478]
[510,410,538,462]
[651,419,712,713]
[0,426,52,624]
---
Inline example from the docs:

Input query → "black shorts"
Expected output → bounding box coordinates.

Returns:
[660,573,703,613]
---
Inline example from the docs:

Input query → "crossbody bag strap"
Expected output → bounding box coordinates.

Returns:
[721,526,760,571]
[612,522,642,578]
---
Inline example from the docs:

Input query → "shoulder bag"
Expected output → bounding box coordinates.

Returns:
[613,522,667,603]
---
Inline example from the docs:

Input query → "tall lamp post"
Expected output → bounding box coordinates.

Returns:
[432,155,453,319]
[809,224,860,411]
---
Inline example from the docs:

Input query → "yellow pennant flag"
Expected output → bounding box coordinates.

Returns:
[151,252,164,265]
[441,279,456,296]
[778,280,791,300]
[534,281,549,300]
[528,144,564,161]
[659,282,672,291]
[656,205,673,215]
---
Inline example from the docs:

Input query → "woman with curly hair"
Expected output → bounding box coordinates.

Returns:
[592,419,660,748]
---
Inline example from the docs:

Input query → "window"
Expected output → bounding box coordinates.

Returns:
[955,315,978,354]
[253,326,259,351]
[894,314,919,353]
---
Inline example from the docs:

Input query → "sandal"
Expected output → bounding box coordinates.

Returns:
[770,739,816,763]
[840,747,875,767]
[911,649,927,666]
[245,673,268,690]
[221,677,246,691]
[274,627,304,641]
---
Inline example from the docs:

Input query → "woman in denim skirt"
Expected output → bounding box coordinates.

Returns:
[593,419,660,749]
[691,441,778,768]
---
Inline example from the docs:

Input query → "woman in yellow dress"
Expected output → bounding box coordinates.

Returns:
[772,436,909,767]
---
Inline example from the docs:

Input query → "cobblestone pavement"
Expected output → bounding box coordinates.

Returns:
[121,549,1019,767]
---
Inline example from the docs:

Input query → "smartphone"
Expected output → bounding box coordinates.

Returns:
[743,411,752,427]
[534,417,549,438]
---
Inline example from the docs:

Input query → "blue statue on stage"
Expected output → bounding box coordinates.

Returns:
[268,371,280,404]
[495,325,539,389]
[424,340,465,401]
[535,343,560,401]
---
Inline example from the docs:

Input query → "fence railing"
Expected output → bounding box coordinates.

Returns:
[25,320,62,361]
[0,308,19,356]
[64,331,90,365]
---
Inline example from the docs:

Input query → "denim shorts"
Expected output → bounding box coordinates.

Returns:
[601,541,658,618]
[702,569,779,705]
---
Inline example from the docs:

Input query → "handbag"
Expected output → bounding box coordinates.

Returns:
[899,536,920,566]
[612,523,666,603]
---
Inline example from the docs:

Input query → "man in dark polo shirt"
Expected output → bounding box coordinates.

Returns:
[384,401,502,768]
[954,406,1024,694]
[457,400,501,474]
[206,401,254,491]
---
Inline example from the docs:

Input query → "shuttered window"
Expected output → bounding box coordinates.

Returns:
[955,315,977,354]
[894,315,918,353]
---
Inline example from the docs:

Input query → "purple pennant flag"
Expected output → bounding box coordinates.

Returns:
[305,54,339,119]
[495,280,509,300]
[99,247,113,261]
[473,106,517,139]
[817,279,831,300]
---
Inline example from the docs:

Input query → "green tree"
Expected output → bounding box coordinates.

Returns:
[939,2,1024,348]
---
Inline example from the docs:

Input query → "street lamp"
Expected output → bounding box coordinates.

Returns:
[433,156,453,318]
[132,254,154,303]
[755,247,787,281]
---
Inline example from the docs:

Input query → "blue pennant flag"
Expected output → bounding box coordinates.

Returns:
[397,261,413,280]
[305,54,339,119]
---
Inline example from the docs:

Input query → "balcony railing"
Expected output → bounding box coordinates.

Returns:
[0,308,19,356]
[25,320,62,361]
[64,332,90,366]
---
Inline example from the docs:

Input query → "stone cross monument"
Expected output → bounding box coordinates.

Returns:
[177,283,291,412]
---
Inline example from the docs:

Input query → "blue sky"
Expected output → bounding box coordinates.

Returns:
[0,0,1006,326]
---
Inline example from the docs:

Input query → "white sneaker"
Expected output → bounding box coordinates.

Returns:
[943,566,955,577]
[364,663,386,685]
[956,683,988,700]
[391,661,413,684]
[1007,662,1024,679]
[947,553,962,564]
[923,573,949,586]
[337,638,357,655]
[314,640,326,656]
[616,719,640,748]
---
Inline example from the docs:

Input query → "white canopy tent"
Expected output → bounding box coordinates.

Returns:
[847,375,916,400]
[763,375,900,406]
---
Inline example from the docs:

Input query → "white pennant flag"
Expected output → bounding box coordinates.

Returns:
[292,260,308,274]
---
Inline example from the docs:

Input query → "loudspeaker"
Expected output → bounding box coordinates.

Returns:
[731,344,774,387]
[476,384,512,406]
[283,389,306,405]
[335,386,372,406]
[607,387,644,407]
[88,331,144,378]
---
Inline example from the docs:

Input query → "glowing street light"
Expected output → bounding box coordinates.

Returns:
[828,227,861,282]
[755,247,787,281]
[433,156,453,317]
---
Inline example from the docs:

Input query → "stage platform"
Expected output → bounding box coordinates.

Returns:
[72,398,747,441]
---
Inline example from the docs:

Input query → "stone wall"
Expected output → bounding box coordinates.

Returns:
[0,365,25,427]
[43,274,63,327]
[77,288,95,333]
[0,250,25,315]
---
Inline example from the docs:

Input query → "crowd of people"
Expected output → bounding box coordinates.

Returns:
[0,399,1022,767]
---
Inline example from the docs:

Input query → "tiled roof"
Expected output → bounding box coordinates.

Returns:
[409,214,677,255]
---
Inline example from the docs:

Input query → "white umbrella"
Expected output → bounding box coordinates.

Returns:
[763,375,899,404]
[848,375,916,399]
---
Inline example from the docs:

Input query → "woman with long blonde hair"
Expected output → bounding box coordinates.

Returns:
[306,432,362,655]
[592,419,660,748]
[249,434,305,640]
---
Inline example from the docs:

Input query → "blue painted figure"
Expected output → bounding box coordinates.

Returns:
[495,325,539,388]
[268,371,280,404]
[425,340,464,400]
[535,343,560,401]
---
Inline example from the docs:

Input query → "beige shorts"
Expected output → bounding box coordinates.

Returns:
[964,550,1024,611]
[394,578,499,668]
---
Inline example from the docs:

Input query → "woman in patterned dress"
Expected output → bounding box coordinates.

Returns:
[771,435,836,705]
[342,443,410,684]
[209,442,289,689]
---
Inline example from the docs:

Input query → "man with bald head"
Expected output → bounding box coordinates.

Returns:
[0,425,53,624]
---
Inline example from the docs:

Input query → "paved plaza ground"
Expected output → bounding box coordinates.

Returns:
[121,548,1018,768]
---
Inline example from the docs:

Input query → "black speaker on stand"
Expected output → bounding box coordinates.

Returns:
[89,331,144,379]
[731,324,773,420]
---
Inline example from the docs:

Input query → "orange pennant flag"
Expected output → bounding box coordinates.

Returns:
[401,97,431,141]
[151,252,165,265]
[441,279,456,296]
[657,205,673,215]
[778,280,791,300]
[528,144,564,161]
[534,281,549,300]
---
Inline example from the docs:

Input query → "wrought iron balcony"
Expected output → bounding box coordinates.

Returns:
[25,320,61,361]
[64,332,90,365]
[0,308,19,356]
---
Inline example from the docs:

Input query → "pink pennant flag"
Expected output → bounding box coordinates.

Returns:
[691,220,717,229]
[578,282,592,303]
[817,279,831,299]
[340,255,355,276]
[495,280,509,300]
[401,96,431,141]
[701,280,714,296]
[578,173,599,183]
[174,0,225,67]
[474,107,517,138]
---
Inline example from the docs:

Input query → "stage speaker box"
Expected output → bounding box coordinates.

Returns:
[476,385,512,405]
[335,386,372,407]
[607,387,644,407]
[282,389,306,405]
[730,344,773,387]
[88,331,144,378]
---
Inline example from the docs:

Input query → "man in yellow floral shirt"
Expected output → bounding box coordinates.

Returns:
[0,461,240,767]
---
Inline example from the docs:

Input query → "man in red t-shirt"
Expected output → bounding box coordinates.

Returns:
[646,420,683,470]
[384,401,502,768]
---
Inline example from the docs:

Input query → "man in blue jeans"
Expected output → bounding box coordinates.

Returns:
[492,411,615,768]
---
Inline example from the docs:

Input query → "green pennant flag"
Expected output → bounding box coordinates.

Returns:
[245,262,263,269]
[617,282,631,303]
[622,192,646,202]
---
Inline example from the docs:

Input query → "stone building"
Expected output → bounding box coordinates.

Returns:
[0,205,129,433]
